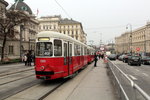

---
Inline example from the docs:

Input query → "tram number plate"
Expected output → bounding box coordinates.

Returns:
[40,76,46,79]
[40,60,46,63]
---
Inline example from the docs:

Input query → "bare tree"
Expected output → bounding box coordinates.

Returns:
[0,10,29,62]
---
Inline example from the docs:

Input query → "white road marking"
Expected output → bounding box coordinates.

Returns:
[128,75,138,80]
[136,69,139,72]
[142,73,149,77]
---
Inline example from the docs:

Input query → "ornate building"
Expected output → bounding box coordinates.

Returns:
[0,0,8,54]
[115,22,150,55]
[1,0,38,58]
[0,0,8,17]
[38,15,87,44]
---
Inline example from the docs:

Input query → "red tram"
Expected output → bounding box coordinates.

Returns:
[35,31,95,80]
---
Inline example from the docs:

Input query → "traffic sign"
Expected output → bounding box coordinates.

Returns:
[100,47,104,51]
[136,47,140,51]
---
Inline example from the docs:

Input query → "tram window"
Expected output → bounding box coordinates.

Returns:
[77,45,81,56]
[64,43,67,57]
[69,44,72,56]
[84,47,87,55]
[81,46,83,55]
[74,44,80,56]
[74,44,78,56]
[54,40,62,56]
[36,42,53,56]
[87,49,90,55]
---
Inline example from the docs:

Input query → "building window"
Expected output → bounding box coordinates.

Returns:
[43,26,45,29]
[21,6,28,11]
[39,26,41,30]
[9,46,13,54]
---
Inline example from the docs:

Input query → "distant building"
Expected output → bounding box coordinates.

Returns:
[0,0,38,59]
[106,43,115,53]
[38,15,87,44]
[115,22,150,55]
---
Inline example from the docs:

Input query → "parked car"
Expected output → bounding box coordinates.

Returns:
[108,54,117,60]
[118,54,125,61]
[123,54,131,63]
[141,56,150,65]
[128,56,141,66]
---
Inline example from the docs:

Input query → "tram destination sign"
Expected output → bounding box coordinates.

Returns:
[38,37,50,41]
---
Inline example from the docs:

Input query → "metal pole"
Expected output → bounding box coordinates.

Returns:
[29,38,30,50]
[144,28,146,55]
[20,25,23,58]
[126,24,132,55]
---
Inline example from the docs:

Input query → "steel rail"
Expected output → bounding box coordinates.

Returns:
[108,62,129,100]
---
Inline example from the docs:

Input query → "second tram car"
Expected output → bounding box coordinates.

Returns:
[35,31,95,80]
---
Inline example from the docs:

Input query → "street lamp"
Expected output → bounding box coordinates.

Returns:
[126,23,132,55]
[89,40,94,46]
[99,33,103,47]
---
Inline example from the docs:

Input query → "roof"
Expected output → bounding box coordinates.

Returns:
[37,31,87,47]
[59,18,81,25]
[0,0,8,6]
[9,1,32,15]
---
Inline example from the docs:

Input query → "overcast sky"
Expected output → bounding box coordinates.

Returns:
[6,0,150,45]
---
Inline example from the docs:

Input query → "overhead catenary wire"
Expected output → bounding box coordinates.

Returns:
[84,23,145,30]
[54,0,71,19]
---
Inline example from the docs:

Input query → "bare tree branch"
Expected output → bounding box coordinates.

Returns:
[0,10,30,62]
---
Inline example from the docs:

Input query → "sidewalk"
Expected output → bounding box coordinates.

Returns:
[44,60,118,100]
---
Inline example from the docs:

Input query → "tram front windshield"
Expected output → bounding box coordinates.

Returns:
[36,42,53,56]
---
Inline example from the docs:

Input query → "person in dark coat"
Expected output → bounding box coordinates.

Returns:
[94,53,98,67]
[27,53,32,66]
[32,53,35,66]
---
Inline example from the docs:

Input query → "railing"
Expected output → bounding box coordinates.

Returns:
[107,60,150,100]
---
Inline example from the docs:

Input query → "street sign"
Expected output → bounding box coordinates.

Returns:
[136,47,140,51]
[100,47,104,51]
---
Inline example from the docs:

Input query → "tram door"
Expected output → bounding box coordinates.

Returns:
[64,42,72,76]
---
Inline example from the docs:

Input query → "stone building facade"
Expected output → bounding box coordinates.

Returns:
[115,22,150,55]
[0,0,8,54]
[0,0,8,17]
[38,15,87,44]
[0,0,38,59]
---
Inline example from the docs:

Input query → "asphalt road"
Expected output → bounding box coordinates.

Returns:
[112,60,150,95]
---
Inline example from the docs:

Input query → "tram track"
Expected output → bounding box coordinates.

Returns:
[0,67,34,77]
[0,73,35,85]
[0,68,35,85]
[0,76,42,100]
[5,78,67,100]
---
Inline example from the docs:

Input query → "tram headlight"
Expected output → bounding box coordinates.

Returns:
[40,66,45,71]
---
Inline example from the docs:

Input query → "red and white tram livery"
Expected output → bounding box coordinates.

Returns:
[35,31,95,80]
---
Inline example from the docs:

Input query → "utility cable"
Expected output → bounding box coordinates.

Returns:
[54,0,71,19]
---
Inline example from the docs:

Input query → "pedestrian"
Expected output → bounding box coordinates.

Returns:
[94,53,98,67]
[27,53,32,66]
[101,54,104,59]
[98,54,101,60]
[24,54,27,66]
[21,53,25,62]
